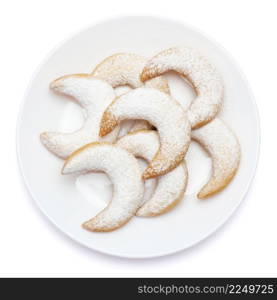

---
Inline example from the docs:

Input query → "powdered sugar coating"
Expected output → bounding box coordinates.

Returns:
[40,75,119,159]
[116,130,188,216]
[141,47,224,128]
[100,87,191,179]
[62,143,144,232]
[92,53,170,132]
[192,118,240,198]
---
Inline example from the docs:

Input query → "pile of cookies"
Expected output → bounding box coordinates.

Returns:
[40,47,241,232]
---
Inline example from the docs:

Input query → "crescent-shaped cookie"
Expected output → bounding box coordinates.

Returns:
[40,75,119,159]
[62,142,144,232]
[116,130,188,216]
[92,53,170,132]
[141,47,224,129]
[192,118,240,198]
[100,87,191,179]
[92,53,170,93]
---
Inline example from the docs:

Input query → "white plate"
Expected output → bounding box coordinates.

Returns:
[17,16,260,258]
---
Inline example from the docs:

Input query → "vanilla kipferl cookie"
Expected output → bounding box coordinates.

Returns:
[92,53,170,93]
[192,118,240,198]
[92,53,170,132]
[100,87,191,179]
[141,47,224,129]
[116,130,188,216]
[62,142,144,232]
[40,75,119,159]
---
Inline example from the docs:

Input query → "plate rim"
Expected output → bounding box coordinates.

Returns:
[16,14,261,259]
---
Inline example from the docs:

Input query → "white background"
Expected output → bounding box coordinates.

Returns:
[0,0,276,277]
